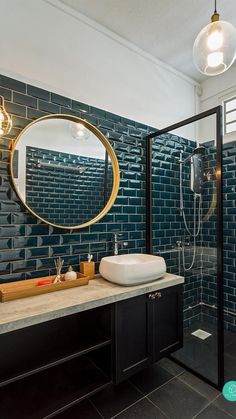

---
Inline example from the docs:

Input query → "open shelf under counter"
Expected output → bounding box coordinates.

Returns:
[0,355,111,419]
[0,306,111,387]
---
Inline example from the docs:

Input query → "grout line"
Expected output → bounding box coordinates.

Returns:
[178,374,220,401]
[192,393,235,419]
[209,394,236,419]
[146,395,171,419]
[192,397,218,419]
[110,396,146,419]
[127,379,146,397]
[145,371,184,398]
[87,397,105,419]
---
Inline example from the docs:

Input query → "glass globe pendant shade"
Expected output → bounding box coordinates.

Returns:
[0,96,12,136]
[193,18,236,76]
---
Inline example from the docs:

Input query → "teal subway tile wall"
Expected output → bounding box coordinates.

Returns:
[0,74,148,283]
[0,74,235,332]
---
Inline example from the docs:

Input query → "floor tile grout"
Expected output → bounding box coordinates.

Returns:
[146,395,171,419]
[178,373,220,401]
[144,370,185,398]
[88,397,106,419]
[192,394,221,419]
[110,396,146,419]
[210,394,236,419]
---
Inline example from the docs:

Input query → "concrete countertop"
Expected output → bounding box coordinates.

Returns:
[0,273,184,334]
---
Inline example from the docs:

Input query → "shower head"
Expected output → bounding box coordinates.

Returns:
[193,146,205,155]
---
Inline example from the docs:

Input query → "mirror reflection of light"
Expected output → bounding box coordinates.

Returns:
[207,51,223,67]
[71,122,90,140]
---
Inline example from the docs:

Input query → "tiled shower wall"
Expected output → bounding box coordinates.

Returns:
[0,74,149,283]
[200,141,236,332]
[151,133,203,326]
[223,141,236,331]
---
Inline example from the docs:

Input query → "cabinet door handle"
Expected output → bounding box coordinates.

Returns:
[148,293,156,300]
[155,292,162,299]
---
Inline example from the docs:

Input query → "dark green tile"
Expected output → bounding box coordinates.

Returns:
[5,101,26,117]
[38,100,59,113]
[11,259,37,273]
[0,262,11,274]
[0,86,12,101]
[13,92,37,108]
[27,85,50,100]
[51,93,71,107]
[26,247,49,259]
[0,75,26,93]
[72,100,89,113]
[27,108,47,120]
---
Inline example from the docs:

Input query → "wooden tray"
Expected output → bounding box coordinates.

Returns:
[0,273,90,303]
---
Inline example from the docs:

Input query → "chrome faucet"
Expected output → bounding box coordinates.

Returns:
[112,233,128,255]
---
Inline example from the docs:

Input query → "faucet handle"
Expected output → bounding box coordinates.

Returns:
[112,232,123,238]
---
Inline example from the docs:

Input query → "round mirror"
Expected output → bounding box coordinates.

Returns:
[11,114,120,229]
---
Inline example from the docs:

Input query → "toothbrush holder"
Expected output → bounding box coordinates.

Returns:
[80,261,95,278]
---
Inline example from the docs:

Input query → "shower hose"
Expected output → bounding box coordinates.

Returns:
[179,160,202,271]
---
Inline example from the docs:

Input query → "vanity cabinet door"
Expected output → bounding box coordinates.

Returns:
[153,285,183,362]
[113,294,153,384]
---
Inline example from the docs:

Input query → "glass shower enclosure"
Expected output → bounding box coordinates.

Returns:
[145,106,224,389]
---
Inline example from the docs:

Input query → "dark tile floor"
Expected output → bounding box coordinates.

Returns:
[54,357,236,419]
[173,320,236,384]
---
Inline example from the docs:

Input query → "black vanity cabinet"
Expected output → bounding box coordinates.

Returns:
[113,294,153,383]
[113,284,183,383]
[0,282,183,418]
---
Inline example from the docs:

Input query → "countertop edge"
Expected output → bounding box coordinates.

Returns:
[0,274,184,334]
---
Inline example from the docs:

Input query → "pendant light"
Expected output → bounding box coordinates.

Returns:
[0,96,12,136]
[193,0,236,76]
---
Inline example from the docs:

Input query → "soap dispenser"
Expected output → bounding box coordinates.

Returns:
[80,254,95,278]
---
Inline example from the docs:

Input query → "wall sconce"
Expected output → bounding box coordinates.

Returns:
[0,96,12,137]
[193,0,236,76]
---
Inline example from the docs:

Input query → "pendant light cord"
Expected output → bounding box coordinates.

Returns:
[214,0,217,13]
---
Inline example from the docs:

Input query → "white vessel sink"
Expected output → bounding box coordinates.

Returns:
[99,253,166,286]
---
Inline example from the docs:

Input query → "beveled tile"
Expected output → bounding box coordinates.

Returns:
[148,377,209,419]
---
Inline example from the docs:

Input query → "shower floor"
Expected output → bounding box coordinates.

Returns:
[172,320,236,385]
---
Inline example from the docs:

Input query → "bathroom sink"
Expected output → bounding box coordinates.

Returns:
[99,254,166,286]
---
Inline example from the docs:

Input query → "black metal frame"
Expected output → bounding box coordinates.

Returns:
[145,106,224,390]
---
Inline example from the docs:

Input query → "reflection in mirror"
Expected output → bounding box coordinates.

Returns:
[12,117,116,228]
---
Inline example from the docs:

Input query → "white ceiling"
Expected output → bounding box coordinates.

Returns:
[59,0,236,82]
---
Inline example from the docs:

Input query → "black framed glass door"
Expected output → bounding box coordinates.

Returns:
[145,106,224,389]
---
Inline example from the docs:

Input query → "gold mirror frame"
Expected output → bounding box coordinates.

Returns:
[10,114,120,230]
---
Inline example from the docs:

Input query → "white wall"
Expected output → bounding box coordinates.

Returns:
[199,65,236,143]
[0,0,198,139]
